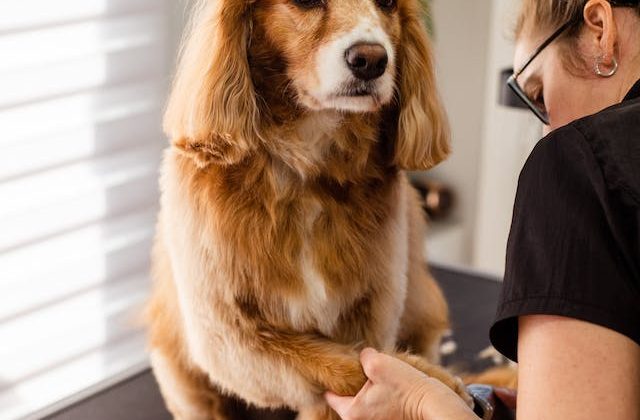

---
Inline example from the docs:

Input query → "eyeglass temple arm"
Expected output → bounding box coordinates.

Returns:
[513,20,575,77]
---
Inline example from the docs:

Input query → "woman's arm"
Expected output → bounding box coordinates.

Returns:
[517,315,640,420]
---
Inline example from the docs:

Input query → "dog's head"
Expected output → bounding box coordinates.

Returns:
[165,0,449,170]
[254,0,399,113]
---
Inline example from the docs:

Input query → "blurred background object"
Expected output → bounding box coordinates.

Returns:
[411,179,455,221]
[498,68,531,109]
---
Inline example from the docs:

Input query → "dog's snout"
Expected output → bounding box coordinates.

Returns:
[345,43,388,81]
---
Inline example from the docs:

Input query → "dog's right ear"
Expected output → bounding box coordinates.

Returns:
[164,0,260,168]
[389,0,450,171]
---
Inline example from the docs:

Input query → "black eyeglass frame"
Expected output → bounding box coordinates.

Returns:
[506,0,640,125]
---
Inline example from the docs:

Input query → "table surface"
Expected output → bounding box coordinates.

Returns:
[43,264,501,420]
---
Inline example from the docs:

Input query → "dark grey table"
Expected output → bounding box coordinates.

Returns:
[44,264,501,420]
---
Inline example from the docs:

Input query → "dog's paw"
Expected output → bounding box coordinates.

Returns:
[320,356,368,396]
[395,353,474,408]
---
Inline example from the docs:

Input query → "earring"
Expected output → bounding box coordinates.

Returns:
[595,55,618,77]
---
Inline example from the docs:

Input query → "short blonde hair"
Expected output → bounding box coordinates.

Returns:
[515,0,640,73]
[515,0,640,39]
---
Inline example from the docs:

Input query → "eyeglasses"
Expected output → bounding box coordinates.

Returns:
[506,0,640,125]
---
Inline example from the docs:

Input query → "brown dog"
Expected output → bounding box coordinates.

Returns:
[146,0,469,418]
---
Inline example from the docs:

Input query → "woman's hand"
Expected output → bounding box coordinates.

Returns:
[324,348,478,420]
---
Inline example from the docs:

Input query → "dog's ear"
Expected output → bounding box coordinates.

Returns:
[391,2,450,170]
[164,0,260,167]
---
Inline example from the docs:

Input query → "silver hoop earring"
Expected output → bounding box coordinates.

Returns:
[595,56,618,78]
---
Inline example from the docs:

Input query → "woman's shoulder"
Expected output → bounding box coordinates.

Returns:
[522,101,640,209]
[517,125,601,203]
[492,104,640,361]
[572,97,640,207]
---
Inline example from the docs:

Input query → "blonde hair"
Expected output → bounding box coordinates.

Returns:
[515,0,640,38]
[515,0,640,73]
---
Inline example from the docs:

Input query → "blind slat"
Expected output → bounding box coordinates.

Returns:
[0,45,165,108]
[0,13,164,72]
[0,173,159,253]
[0,146,162,220]
[0,80,165,147]
[0,0,164,34]
[0,235,153,322]
[0,110,163,181]
[0,274,150,384]
[0,209,157,289]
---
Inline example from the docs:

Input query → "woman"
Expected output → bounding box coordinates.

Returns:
[325,0,640,418]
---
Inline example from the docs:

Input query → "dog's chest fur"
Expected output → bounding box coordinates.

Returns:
[288,196,341,335]
[163,115,409,348]
[287,181,410,344]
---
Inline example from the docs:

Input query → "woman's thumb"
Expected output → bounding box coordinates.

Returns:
[359,347,390,382]
[325,391,354,418]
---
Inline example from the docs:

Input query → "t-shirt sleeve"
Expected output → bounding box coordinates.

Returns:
[489,125,640,362]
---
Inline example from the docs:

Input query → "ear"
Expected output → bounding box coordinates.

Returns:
[392,2,450,171]
[583,0,618,66]
[164,0,261,167]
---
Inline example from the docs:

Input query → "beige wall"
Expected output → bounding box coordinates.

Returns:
[471,0,540,275]
[420,0,492,266]
[425,0,542,276]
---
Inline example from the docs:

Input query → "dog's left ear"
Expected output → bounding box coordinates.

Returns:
[391,2,450,170]
[164,0,261,167]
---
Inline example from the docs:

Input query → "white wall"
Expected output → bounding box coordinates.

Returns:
[471,0,541,275]
[419,0,492,266]
[425,0,542,276]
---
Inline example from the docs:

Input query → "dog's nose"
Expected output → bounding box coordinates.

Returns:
[345,43,388,81]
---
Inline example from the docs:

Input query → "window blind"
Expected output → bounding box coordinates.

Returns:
[0,1,170,418]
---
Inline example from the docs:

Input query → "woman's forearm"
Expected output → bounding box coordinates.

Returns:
[517,315,640,420]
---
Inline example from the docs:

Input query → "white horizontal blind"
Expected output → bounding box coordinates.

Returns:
[0,1,170,418]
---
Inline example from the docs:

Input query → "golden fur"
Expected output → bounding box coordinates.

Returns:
[147,0,467,418]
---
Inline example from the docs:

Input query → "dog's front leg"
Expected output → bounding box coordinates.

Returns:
[254,327,368,397]
[253,329,472,417]
[253,326,472,405]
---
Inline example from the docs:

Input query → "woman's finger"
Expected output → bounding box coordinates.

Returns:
[325,391,355,418]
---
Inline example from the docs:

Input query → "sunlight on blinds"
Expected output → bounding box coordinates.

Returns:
[0,1,170,418]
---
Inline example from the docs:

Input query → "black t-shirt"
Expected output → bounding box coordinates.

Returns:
[490,79,640,362]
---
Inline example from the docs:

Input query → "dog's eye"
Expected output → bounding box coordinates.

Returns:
[292,0,324,9]
[376,0,397,10]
